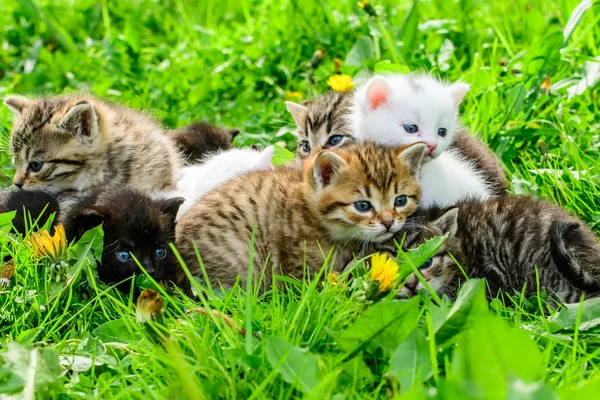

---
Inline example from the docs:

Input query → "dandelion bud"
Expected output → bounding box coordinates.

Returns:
[137,289,164,323]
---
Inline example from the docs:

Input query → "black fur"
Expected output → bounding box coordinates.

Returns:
[61,188,184,291]
[170,122,238,164]
[0,188,61,235]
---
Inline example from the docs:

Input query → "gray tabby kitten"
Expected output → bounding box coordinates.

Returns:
[286,91,508,194]
[377,196,600,303]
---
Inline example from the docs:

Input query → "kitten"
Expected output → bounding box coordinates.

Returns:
[61,188,184,290]
[170,121,240,165]
[286,91,355,158]
[0,188,60,235]
[352,74,503,207]
[384,197,600,303]
[175,142,426,289]
[175,146,275,220]
[4,94,182,194]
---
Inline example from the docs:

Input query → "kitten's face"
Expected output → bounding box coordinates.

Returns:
[354,76,470,159]
[397,208,463,299]
[306,142,425,244]
[286,92,355,158]
[5,95,104,191]
[64,189,184,290]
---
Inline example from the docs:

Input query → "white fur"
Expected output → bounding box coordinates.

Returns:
[351,73,492,207]
[175,146,274,220]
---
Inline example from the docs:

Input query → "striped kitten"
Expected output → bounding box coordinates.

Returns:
[384,197,600,303]
[286,89,507,194]
[175,142,426,289]
[4,94,182,194]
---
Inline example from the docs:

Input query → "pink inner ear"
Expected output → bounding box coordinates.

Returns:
[367,79,390,110]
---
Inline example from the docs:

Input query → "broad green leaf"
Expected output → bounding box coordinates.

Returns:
[0,211,16,244]
[386,329,433,391]
[0,367,24,395]
[69,224,104,279]
[399,0,420,56]
[434,279,488,345]
[93,319,138,344]
[374,61,410,74]
[1,342,60,397]
[265,336,321,394]
[447,315,545,399]
[338,357,374,387]
[272,144,295,166]
[397,234,448,278]
[506,83,526,119]
[547,297,600,332]
[15,327,43,345]
[345,36,374,67]
[525,32,563,77]
[332,298,420,354]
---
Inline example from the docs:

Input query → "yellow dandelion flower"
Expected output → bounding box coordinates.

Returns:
[370,253,399,294]
[0,259,15,287]
[31,225,67,262]
[137,289,164,323]
[287,91,303,100]
[357,0,368,9]
[327,74,354,92]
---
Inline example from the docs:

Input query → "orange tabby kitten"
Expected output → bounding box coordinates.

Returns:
[175,142,426,289]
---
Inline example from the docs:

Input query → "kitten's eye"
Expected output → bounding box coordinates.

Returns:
[438,128,447,137]
[420,258,433,270]
[301,141,311,154]
[403,124,418,134]
[327,135,344,147]
[116,250,131,262]
[353,200,372,212]
[155,247,167,259]
[394,195,408,207]
[28,161,44,173]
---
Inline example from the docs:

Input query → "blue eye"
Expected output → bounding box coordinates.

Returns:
[327,135,344,147]
[354,201,372,212]
[116,250,131,262]
[301,141,311,154]
[403,124,418,134]
[438,128,447,137]
[28,161,44,172]
[420,258,433,269]
[155,247,167,259]
[394,195,408,207]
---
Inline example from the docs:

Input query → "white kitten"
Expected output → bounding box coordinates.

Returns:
[351,74,492,207]
[175,146,274,220]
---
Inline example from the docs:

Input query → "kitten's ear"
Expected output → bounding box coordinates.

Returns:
[59,101,99,140]
[365,77,391,111]
[257,146,275,169]
[70,210,104,239]
[285,101,307,127]
[448,83,470,107]
[432,208,459,236]
[312,151,346,189]
[160,197,185,224]
[229,128,240,142]
[398,143,427,179]
[4,95,30,116]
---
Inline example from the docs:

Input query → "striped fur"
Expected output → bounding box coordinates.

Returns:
[175,142,425,289]
[376,196,600,303]
[5,94,181,194]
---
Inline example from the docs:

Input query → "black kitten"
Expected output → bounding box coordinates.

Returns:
[171,121,239,164]
[61,188,184,290]
[0,188,61,235]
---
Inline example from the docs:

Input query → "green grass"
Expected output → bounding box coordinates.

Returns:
[1,0,600,397]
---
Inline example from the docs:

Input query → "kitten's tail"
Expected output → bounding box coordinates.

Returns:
[550,221,600,293]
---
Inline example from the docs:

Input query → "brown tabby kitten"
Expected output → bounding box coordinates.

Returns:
[176,142,426,289]
[170,122,239,164]
[4,94,181,194]
[286,92,508,194]
[381,197,600,303]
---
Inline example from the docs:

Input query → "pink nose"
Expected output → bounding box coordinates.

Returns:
[426,143,437,154]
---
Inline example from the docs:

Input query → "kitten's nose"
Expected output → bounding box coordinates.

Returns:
[405,276,418,292]
[381,219,393,230]
[13,173,25,189]
[426,143,437,154]
[14,182,23,189]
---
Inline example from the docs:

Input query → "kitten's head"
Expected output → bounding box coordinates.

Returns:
[4,95,108,191]
[305,141,426,244]
[286,91,355,158]
[398,208,463,299]
[171,122,239,164]
[63,188,184,290]
[353,74,470,159]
